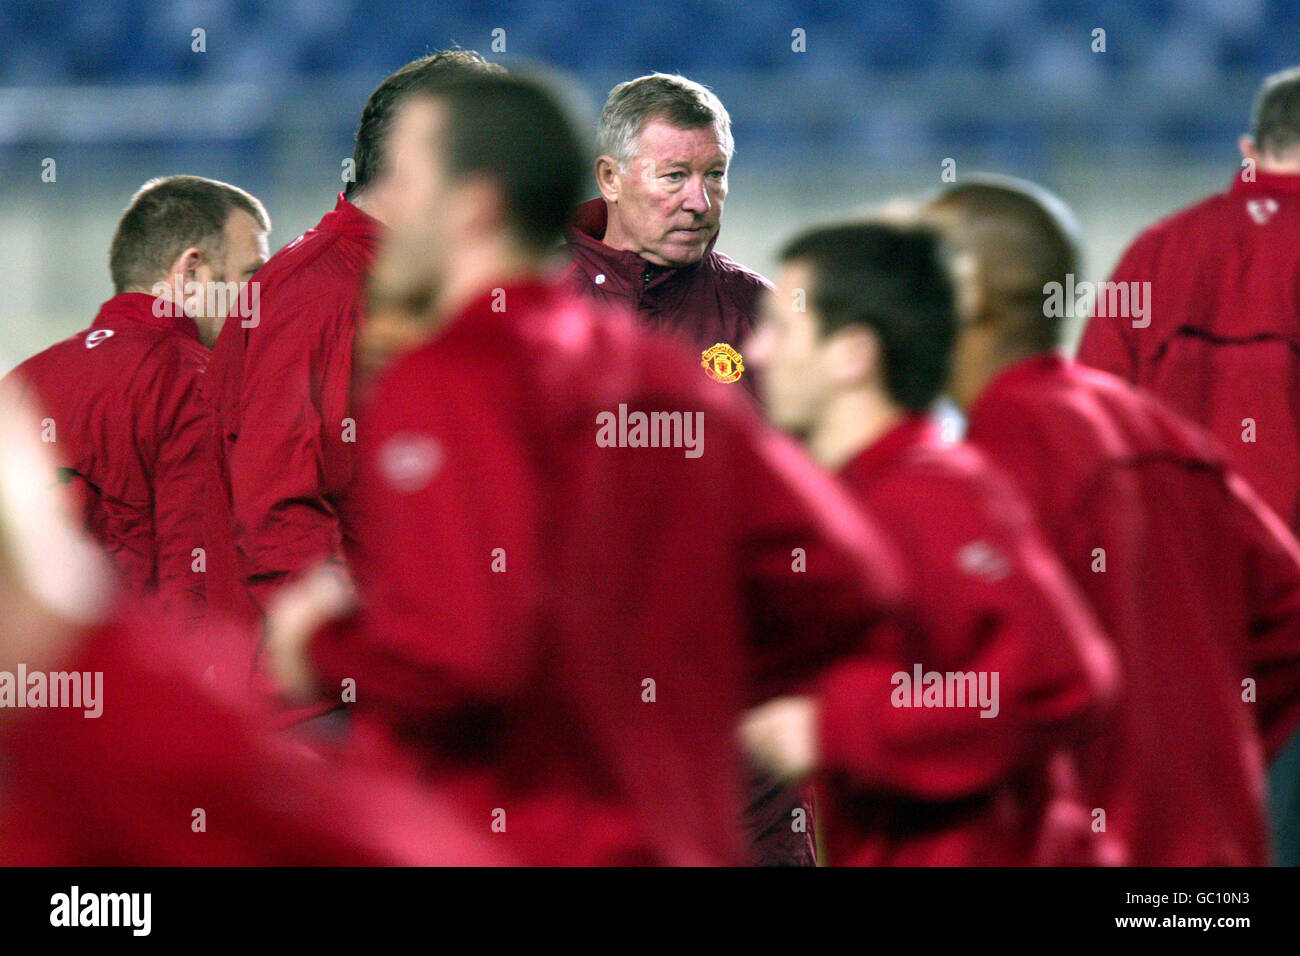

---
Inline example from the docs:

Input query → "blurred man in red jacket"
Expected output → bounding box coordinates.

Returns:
[265,71,908,866]
[740,219,1117,865]
[3,176,268,624]
[565,73,768,386]
[200,50,502,629]
[1078,67,1300,536]
[927,176,1300,865]
[0,386,503,866]
[1074,68,1300,863]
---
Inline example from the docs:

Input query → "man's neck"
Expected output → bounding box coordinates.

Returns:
[433,240,548,327]
[1257,159,1300,175]
[124,281,212,345]
[808,387,904,471]
[599,201,681,268]
[348,189,387,227]
[600,201,632,250]
[959,338,1054,412]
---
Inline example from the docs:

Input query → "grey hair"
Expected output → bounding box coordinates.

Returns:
[596,73,734,168]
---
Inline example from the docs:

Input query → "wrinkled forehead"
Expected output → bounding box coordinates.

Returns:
[632,117,728,166]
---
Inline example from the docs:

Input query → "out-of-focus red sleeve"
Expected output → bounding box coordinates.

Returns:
[1227,471,1300,758]
[817,471,1116,802]
[228,293,354,609]
[1075,233,1155,379]
[733,417,909,704]
[0,618,504,865]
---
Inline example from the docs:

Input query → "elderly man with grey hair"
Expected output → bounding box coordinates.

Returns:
[568,74,808,865]
[565,72,769,390]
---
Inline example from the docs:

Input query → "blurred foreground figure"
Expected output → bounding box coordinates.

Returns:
[741,220,1117,865]
[0,382,503,865]
[267,71,907,866]
[928,176,1300,865]
[2,176,269,625]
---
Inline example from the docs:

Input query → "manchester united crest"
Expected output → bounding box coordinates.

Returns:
[701,342,744,384]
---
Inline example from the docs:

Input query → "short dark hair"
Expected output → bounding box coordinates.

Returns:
[1251,66,1300,158]
[347,49,502,200]
[928,176,1081,351]
[779,221,957,412]
[414,71,589,253]
[108,175,270,294]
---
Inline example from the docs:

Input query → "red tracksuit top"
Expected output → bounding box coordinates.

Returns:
[966,353,1300,865]
[3,293,207,619]
[201,194,380,622]
[0,608,507,865]
[818,415,1118,866]
[564,197,769,356]
[308,276,908,866]
[1077,170,1300,534]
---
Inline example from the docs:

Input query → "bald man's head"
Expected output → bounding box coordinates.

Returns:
[926,175,1082,353]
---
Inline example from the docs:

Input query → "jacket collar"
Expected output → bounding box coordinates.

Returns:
[840,413,939,486]
[91,292,202,342]
[967,352,1068,424]
[1228,168,1300,198]
[565,198,717,292]
[319,193,384,243]
[439,274,564,336]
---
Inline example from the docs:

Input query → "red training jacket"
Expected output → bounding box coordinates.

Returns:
[0,607,506,865]
[3,293,207,620]
[818,415,1118,866]
[966,353,1300,865]
[309,276,907,866]
[1077,169,1300,534]
[564,197,769,360]
[201,193,381,621]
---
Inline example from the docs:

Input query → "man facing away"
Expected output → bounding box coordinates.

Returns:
[1075,67,1300,862]
[1077,65,1300,537]
[200,50,502,633]
[927,176,1300,865]
[4,175,268,628]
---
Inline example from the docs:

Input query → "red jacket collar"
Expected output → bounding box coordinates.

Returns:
[565,197,718,289]
[968,352,1068,421]
[841,413,940,485]
[1228,169,1300,197]
[91,292,202,342]
[320,193,384,242]
[440,274,565,333]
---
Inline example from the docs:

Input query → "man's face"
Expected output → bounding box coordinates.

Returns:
[745,260,837,434]
[371,98,455,308]
[217,209,269,289]
[184,208,268,345]
[602,118,728,268]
